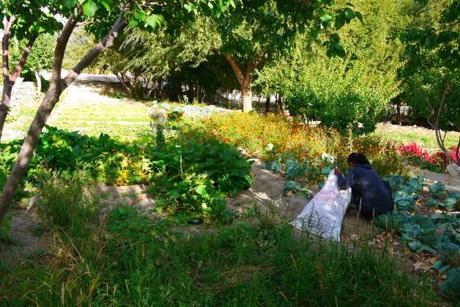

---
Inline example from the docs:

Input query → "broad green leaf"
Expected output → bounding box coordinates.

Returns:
[145,14,165,30]
[100,0,113,13]
[320,13,333,23]
[83,0,99,17]
[128,18,139,28]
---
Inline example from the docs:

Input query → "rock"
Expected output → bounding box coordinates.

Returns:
[447,163,460,178]
[27,196,40,211]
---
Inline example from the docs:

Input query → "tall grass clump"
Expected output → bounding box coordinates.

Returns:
[0,206,439,306]
[36,171,99,238]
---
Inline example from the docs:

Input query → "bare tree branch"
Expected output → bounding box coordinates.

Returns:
[63,14,127,89]
[12,36,37,81]
[433,81,451,156]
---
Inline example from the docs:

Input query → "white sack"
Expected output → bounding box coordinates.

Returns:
[291,171,351,241]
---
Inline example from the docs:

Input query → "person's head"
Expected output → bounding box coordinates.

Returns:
[347,152,371,168]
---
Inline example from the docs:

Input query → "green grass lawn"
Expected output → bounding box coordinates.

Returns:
[4,84,152,142]
[373,123,459,150]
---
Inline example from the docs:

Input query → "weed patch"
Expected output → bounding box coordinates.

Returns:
[0,206,439,306]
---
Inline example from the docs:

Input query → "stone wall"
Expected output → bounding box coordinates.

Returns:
[10,78,37,115]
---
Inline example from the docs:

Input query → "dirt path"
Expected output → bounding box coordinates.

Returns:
[227,162,375,239]
[0,209,52,267]
[419,169,460,193]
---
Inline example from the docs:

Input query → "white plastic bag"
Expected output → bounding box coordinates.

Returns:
[291,171,351,241]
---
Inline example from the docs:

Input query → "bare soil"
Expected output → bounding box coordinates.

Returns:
[0,209,52,267]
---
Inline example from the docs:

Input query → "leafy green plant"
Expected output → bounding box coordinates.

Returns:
[0,126,151,186]
[149,138,252,220]
[200,113,410,180]
[441,268,460,300]
[376,174,460,287]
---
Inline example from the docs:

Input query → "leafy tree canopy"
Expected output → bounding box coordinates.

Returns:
[0,0,62,39]
[399,0,459,130]
[256,0,407,133]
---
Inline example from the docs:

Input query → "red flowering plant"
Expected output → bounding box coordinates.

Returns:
[449,146,459,164]
[397,143,457,172]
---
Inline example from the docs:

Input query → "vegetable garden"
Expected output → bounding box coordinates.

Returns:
[1,0,459,305]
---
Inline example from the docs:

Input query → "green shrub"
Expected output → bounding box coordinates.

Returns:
[149,138,252,220]
[0,126,151,186]
[201,113,342,162]
[199,113,409,184]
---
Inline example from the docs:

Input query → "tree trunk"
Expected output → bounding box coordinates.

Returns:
[0,16,15,142]
[396,103,402,125]
[0,82,13,141]
[0,24,36,141]
[224,54,254,113]
[0,14,126,223]
[265,95,270,113]
[241,84,252,113]
[35,70,42,94]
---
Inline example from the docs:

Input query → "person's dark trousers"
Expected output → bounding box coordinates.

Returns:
[354,181,394,219]
[351,188,361,208]
[382,180,394,210]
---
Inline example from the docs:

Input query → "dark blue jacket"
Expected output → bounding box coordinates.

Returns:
[337,164,393,218]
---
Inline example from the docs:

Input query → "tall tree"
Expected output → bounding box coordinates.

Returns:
[0,0,61,140]
[211,0,359,112]
[103,16,220,100]
[257,0,407,133]
[0,0,235,223]
[400,0,459,164]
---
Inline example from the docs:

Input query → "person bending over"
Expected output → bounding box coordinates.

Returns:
[334,153,393,219]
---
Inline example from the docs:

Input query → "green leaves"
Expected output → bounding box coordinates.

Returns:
[148,136,252,220]
[145,14,165,30]
[128,8,165,31]
[334,7,360,30]
[63,0,77,9]
[324,33,345,58]
[83,0,99,17]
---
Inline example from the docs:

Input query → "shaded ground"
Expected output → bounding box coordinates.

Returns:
[6,155,460,266]
[0,209,52,267]
[227,162,375,239]
[96,184,156,215]
[0,162,373,266]
[421,169,460,193]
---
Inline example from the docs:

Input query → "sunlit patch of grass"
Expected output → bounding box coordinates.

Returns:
[374,123,459,150]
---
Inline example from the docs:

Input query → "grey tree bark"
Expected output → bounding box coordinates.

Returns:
[0,14,127,223]
[224,54,254,113]
[0,14,37,141]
